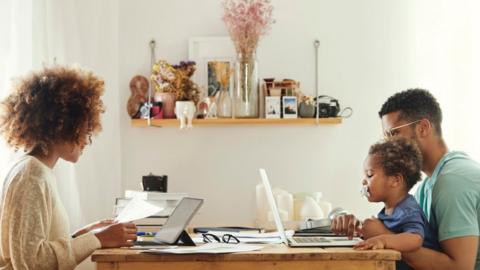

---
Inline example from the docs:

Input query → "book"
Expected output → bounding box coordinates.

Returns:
[136,225,163,233]
[193,226,264,234]
[125,190,188,201]
[133,217,168,226]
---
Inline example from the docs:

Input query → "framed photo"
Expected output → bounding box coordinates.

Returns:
[188,37,235,98]
[207,60,231,97]
[265,96,281,119]
[282,96,298,119]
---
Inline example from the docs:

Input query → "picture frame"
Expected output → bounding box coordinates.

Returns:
[188,37,236,98]
[207,60,232,97]
[265,96,281,119]
[282,96,298,119]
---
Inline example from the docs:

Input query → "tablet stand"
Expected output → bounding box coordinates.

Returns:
[174,230,195,246]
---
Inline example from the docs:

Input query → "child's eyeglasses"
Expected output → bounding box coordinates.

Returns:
[202,233,240,244]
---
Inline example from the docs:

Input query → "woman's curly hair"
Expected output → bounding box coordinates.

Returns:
[369,137,423,190]
[0,66,105,154]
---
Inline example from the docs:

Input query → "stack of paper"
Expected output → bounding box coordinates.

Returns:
[144,243,264,254]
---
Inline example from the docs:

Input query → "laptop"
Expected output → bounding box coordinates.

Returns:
[134,197,203,247]
[259,168,361,247]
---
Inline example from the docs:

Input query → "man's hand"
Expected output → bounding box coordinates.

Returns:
[330,214,362,239]
[72,219,116,238]
[354,235,387,250]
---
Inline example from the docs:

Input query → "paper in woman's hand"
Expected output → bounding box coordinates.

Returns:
[114,198,165,223]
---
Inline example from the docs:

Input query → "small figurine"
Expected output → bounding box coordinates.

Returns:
[127,75,149,118]
[175,101,196,129]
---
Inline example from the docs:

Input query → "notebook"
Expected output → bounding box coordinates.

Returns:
[259,168,361,247]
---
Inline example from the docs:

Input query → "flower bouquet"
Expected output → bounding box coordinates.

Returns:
[222,0,274,118]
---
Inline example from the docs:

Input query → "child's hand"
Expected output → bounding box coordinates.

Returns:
[361,217,390,239]
[354,235,387,250]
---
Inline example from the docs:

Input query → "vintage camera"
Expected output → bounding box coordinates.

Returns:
[315,95,340,118]
[142,173,168,192]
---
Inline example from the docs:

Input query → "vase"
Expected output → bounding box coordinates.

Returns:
[298,102,315,118]
[153,92,176,118]
[216,85,232,118]
[233,53,259,118]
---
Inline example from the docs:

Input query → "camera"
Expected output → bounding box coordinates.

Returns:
[315,96,340,118]
[142,173,168,192]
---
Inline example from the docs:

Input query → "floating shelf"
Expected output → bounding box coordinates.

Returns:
[131,117,342,127]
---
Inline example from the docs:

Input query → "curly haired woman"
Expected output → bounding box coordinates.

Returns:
[332,137,440,270]
[0,66,137,269]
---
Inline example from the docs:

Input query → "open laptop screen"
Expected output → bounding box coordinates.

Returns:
[259,168,289,245]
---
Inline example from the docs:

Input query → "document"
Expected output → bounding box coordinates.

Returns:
[114,198,165,223]
[144,243,264,254]
[191,231,293,244]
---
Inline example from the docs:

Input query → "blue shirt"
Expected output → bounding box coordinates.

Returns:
[378,194,440,270]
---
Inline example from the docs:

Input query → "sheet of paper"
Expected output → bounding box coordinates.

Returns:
[191,230,292,244]
[205,230,293,239]
[114,198,165,223]
[144,243,263,254]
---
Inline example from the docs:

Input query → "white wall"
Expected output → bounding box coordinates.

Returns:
[118,0,480,227]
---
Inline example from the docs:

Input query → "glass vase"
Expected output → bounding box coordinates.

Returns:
[234,53,259,118]
[216,85,232,118]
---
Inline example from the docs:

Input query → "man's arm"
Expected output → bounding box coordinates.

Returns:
[403,236,478,270]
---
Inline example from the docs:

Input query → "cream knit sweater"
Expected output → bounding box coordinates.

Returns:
[0,156,101,270]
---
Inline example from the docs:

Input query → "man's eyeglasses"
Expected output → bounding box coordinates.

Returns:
[202,233,240,244]
[383,120,422,138]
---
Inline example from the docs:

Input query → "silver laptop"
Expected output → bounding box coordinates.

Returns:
[259,168,361,247]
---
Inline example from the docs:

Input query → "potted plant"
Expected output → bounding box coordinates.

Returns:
[298,95,316,118]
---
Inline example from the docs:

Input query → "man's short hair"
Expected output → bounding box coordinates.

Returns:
[378,88,443,136]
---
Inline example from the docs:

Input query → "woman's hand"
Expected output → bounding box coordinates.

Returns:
[94,222,137,248]
[72,219,115,238]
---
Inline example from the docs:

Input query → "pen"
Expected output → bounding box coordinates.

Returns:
[137,232,155,237]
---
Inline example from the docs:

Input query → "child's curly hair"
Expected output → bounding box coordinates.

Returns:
[369,137,423,190]
[0,66,105,155]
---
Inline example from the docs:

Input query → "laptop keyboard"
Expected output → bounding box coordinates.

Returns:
[292,237,331,243]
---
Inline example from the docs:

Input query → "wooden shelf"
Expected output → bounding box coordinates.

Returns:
[131,117,342,127]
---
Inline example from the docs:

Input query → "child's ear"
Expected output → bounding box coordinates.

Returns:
[389,174,404,188]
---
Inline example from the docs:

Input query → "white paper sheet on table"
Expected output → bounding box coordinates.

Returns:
[114,198,165,223]
[191,230,293,244]
[144,243,264,254]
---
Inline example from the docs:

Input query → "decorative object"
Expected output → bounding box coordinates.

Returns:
[265,96,280,119]
[151,60,201,108]
[282,96,298,119]
[209,61,232,118]
[153,92,176,118]
[233,53,258,118]
[298,96,315,118]
[222,0,275,118]
[188,37,235,95]
[205,97,218,118]
[175,101,196,129]
[127,75,149,118]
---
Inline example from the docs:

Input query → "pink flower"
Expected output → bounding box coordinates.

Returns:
[222,0,275,59]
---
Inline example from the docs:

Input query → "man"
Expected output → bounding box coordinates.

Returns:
[332,89,480,270]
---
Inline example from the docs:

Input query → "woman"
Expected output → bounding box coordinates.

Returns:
[0,66,137,269]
